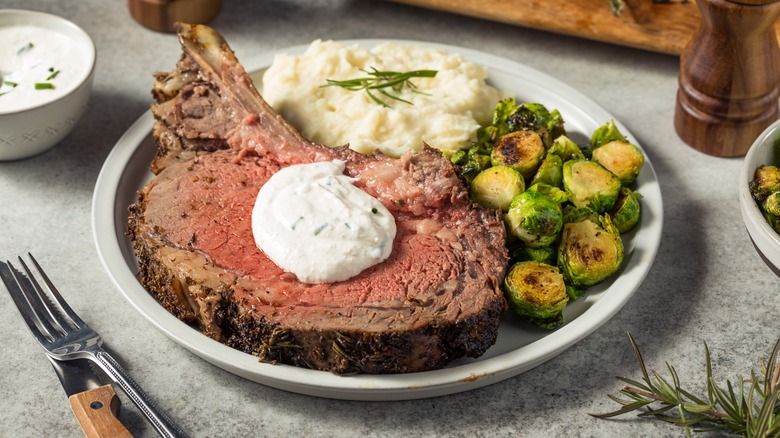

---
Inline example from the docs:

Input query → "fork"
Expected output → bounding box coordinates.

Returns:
[1,254,189,438]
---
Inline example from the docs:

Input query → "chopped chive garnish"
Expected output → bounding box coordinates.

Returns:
[17,42,34,55]
[35,82,55,90]
[3,81,18,88]
[46,69,60,80]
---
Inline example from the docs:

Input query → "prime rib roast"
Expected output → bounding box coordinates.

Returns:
[128,23,509,374]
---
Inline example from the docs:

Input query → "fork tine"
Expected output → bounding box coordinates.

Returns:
[25,253,86,329]
[0,260,57,344]
[15,257,72,336]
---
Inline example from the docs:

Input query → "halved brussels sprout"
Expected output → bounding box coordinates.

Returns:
[503,260,568,329]
[505,189,563,248]
[491,130,545,179]
[469,165,525,211]
[609,187,642,234]
[558,213,624,287]
[750,165,780,201]
[763,191,780,217]
[529,153,563,188]
[591,140,644,185]
[562,159,622,213]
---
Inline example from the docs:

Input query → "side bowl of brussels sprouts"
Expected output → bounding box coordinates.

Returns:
[740,119,780,276]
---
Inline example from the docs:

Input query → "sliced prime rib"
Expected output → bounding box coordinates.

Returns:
[128,23,508,374]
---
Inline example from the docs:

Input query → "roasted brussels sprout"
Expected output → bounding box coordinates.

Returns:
[491,130,546,179]
[749,165,780,201]
[527,182,569,203]
[503,261,568,329]
[763,191,780,217]
[548,135,585,161]
[558,214,624,287]
[505,189,563,248]
[469,165,525,211]
[592,140,644,185]
[478,98,565,146]
[451,146,491,182]
[510,244,557,265]
[562,205,598,225]
[529,153,563,188]
[609,187,642,233]
[562,159,622,213]
[504,102,566,147]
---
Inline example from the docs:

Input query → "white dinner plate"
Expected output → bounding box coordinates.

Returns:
[92,39,663,401]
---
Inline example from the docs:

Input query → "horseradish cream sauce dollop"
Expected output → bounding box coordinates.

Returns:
[251,160,396,284]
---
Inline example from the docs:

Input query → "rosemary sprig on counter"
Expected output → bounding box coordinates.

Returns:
[322,67,437,107]
[592,333,780,437]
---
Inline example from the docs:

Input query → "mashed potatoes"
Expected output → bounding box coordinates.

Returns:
[261,40,506,157]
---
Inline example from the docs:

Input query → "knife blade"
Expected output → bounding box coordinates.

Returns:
[47,356,133,438]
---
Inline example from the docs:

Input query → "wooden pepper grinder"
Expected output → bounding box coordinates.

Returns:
[674,0,780,157]
[128,0,222,32]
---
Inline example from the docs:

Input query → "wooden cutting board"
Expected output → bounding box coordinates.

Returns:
[388,0,780,55]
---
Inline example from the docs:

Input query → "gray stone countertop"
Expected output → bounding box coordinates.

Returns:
[1,1,778,437]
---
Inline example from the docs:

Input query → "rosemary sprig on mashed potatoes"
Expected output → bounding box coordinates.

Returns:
[261,40,509,157]
[322,67,437,107]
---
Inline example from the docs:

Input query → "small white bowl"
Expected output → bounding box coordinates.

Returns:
[739,119,780,276]
[0,10,95,160]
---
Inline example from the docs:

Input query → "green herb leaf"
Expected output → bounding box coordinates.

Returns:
[17,42,34,55]
[35,83,55,90]
[591,333,780,436]
[3,81,18,88]
[46,68,60,81]
[322,68,437,108]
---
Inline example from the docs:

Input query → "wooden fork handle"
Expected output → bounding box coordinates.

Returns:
[69,385,133,438]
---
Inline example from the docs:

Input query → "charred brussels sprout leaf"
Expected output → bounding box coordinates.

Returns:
[562,159,622,213]
[609,187,642,234]
[592,140,645,185]
[548,135,586,162]
[503,261,569,329]
[558,214,624,287]
[590,119,627,150]
[491,130,546,179]
[470,165,525,211]
[505,189,564,248]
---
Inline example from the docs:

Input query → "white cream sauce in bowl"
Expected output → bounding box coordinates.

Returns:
[0,10,96,160]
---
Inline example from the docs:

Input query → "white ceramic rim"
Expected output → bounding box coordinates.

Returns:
[92,39,664,401]
[0,9,96,115]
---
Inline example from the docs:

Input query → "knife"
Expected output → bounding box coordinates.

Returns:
[47,356,133,438]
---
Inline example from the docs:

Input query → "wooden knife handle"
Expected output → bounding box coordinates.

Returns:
[68,385,133,438]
